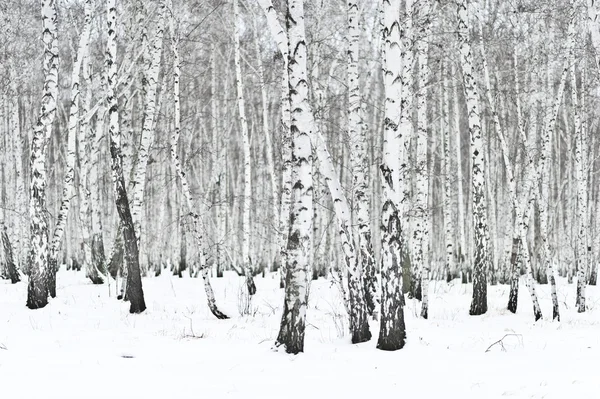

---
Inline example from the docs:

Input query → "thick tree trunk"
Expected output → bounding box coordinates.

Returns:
[377,0,407,351]
[275,0,313,354]
[27,0,59,310]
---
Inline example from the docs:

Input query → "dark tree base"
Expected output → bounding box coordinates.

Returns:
[26,279,48,310]
[376,332,406,351]
[507,286,518,314]
[246,275,257,296]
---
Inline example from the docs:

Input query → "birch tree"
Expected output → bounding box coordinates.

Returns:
[457,0,489,315]
[105,0,146,314]
[347,0,378,318]
[167,0,228,319]
[48,0,97,296]
[256,0,292,288]
[234,0,257,298]
[377,0,407,351]
[260,0,371,342]
[414,0,432,319]
[275,0,313,354]
[27,0,59,309]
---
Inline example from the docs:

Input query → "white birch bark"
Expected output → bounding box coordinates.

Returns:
[10,84,25,268]
[377,0,407,351]
[536,37,571,320]
[457,0,489,315]
[477,13,541,319]
[257,0,371,341]
[131,2,165,247]
[49,0,96,288]
[415,0,432,319]
[572,45,587,312]
[442,62,454,282]
[452,63,467,276]
[233,0,257,298]
[348,0,377,318]
[275,0,313,354]
[255,0,292,287]
[166,0,228,318]
[27,0,59,309]
[105,0,146,314]
[252,11,279,272]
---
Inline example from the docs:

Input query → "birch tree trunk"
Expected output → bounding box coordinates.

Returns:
[441,62,455,283]
[167,0,228,319]
[572,50,587,313]
[377,0,407,351]
[105,0,146,314]
[130,1,165,275]
[48,0,97,296]
[415,0,432,319]
[536,37,571,320]
[457,0,489,315]
[348,0,377,319]
[234,0,257,298]
[275,0,313,354]
[259,0,370,342]
[255,0,292,289]
[27,0,59,309]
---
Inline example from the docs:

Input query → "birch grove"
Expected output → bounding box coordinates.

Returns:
[2,0,600,357]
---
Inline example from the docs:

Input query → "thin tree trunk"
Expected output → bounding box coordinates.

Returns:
[457,0,489,316]
[167,1,228,319]
[105,0,146,314]
[234,0,257,299]
[415,0,432,319]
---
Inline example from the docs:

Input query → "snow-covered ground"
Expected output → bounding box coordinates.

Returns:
[1,269,599,398]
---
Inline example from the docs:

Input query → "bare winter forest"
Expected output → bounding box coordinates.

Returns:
[2,0,600,397]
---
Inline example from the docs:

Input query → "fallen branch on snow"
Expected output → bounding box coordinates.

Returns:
[485,334,523,353]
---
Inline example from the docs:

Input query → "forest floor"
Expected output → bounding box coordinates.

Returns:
[1,269,599,398]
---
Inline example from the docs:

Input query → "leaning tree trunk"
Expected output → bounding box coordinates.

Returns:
[48,0,96,296]
[377,0,407,351]
[260,0,370,342]
[457,0,489,316]
[233,0,257,299]
[536,31,572,321]
[275,0,313,355]
[105,0,146,314]
[27,0,59,310]
[126,1,165,294]
[477,15,542,320]
[167,0,228,319]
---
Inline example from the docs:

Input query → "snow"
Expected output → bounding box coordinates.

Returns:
[1,270,600,398]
